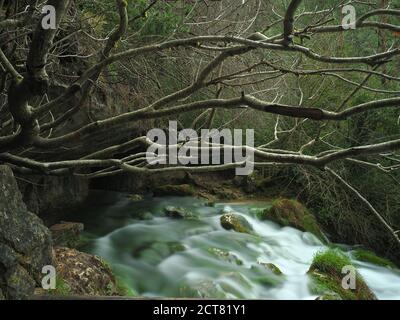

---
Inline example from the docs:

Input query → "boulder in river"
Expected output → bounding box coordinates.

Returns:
[129,194,144,202]
[258,199,325,241]
[258,262,283,275]
[50,222,84,248]
[208,248,243,266]
[154,184,196,197]
[308,249,376,300]
[164,206,198,219]
[0,165,53,300]
[220,213,253,234]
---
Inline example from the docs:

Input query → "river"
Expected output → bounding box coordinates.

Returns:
[70,191,400,300]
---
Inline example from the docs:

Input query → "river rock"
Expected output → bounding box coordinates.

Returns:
[50,222,84,248]
[208,248,243,266]
[0,165,53,300]
[52,247,123,296]
[258,262,283,275]
[220,213,253,234]
[129,194,143,201]
[154,184,196,197]
[164,206,197,219]
[258,199,325,241]
[308,249,376,300]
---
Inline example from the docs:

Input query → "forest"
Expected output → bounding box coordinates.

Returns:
[0,0,400,302]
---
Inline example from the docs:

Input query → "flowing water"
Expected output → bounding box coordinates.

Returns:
[72,190,400,300]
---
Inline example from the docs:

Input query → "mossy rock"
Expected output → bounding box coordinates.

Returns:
[352,249,397,269]
[258,262,283,275]
[154,184,196,197]
[258,199,325,241]
[179,281,227,299]
[52,247,125,297]
[208,247,243,266]
[220,213,253,234]
[308,249,376,300]
[164,206,198,220]
[250,264,284,287]
[129,194,144,201]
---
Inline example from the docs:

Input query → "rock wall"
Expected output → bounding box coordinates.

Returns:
[0,166,53,300]
[17,175,89,225]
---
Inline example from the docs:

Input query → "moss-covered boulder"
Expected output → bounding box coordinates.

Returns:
[308,249,376,300]
[51,247,126,297]
[208,248,243,266]
[154,184,196,197]
[220,213,253,234]
[50,222,84,248]
[258,262,283,275]
[258,199,325,241]
[250,264,284,287]
[352,249,397,268]
[129,194,143,201]
[164,206,198,220]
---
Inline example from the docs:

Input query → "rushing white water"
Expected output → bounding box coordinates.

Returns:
[74,191,400,300]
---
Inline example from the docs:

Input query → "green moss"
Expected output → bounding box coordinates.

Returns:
[115,277,136,297]
[308,249,376,300]
[258,198,325,242]
[49,276,71,296]
[353,249,397,268]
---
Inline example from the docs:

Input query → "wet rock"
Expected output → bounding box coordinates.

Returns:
[220,213,253,234]
[52,247,124,296]
[50,222,84,248]
[135,211,153,220]
[258,199,325,241]
[180,280,227,299]
[208,248,243,266]
[164,206,198,220]
[250,264,284,287]
[129,194,143,201]
[308,249,376,300]
[0,165,53,300]
[154,184,195,197]
[258,262,283,275]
